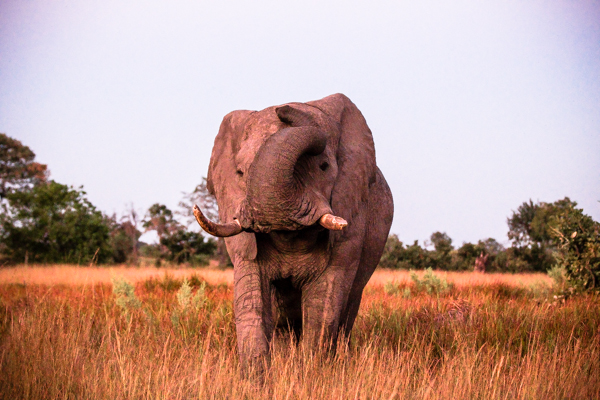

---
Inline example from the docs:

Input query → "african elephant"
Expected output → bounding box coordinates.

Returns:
[194,93,393,374]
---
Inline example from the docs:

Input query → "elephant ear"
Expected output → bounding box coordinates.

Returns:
[207,110,257,261]
[307,94,377,232]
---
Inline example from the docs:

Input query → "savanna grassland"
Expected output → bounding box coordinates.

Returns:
[0,266,598,399]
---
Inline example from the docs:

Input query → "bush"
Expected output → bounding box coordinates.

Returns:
[410,268,453,294]
[550,204,600,293]
[111,276,141,315]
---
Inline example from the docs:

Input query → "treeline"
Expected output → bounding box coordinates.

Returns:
[1,133,598,291]
[0,133,220,266]
[380,234,520,272]
[380,197,599,284]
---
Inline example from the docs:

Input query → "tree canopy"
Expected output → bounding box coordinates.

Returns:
[142,203,216,265]
[508,198,577,247]
[506,197,578,271]
[0,181,112,264]
[0,133,48,198]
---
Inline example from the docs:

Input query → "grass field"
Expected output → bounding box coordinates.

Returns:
[0,265,598,399]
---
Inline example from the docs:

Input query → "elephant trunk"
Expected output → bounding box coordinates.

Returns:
[242,123,331,232]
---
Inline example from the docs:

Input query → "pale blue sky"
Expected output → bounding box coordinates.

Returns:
[1,1,599,247]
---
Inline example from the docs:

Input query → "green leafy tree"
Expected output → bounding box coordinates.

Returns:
[109,209,142,264]
[508,198,576,246]
[429,231,453,269]
[454,238,533,272]
[507,198,576,271]
[0,133,48,199]
[0,181,112,264]
[474,238,515,272]
[160,230,216,265]
[454,242,479,271]
[550,203,600,293]
[378,234,406,269]
[142,203,179,239]
[142,203,216,265]
[378,234,431,270]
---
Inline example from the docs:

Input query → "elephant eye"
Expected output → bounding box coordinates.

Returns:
[236,169,244,177]
[319,162,329,171]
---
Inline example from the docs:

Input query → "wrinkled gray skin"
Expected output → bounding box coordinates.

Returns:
[205,93,393,375]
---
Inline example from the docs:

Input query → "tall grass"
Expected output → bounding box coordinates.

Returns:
[0,269,598,399]
[0,265,234,286]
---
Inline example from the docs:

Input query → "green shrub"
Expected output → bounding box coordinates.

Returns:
[410,268,453,295]
[550,204,600,294]
[111,276,141,316]
[384,281,401,295]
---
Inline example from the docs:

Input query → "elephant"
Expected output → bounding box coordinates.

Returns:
[193,93,393,375]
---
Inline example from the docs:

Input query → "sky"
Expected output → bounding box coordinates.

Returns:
[1,1,599,247]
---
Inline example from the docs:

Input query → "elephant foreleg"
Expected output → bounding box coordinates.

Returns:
[233,261,274,377]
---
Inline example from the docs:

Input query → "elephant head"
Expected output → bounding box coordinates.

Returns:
[195,93,377,258]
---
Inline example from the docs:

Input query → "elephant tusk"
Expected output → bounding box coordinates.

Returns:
[193,204,242,237]
[319,214,348,231]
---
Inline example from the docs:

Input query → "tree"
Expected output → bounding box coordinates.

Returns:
[429,231,453,269]
[550,203,600,293]
[142,203,216,265]
[142,203,179,240]
[159,230,216,265]
[177,177,219,224]
[378,235,431,270]
[508,198,576,247]
[108,206,142,264]
[0,133,48,199]
[454,242,479,271]
[378,234,406,269]
[178,177,230,267]
[0,181,112,264]
[507,198,577,271]
[507,200,538,247]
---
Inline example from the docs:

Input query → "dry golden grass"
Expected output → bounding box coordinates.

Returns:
[369,269,552,288]
[0,266,597,399]
[0,265,550,288]
[0,264,233,286]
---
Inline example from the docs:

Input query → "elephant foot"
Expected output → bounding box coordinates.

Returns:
[239,353,270,384]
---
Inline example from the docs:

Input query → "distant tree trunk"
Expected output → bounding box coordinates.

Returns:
[474,252,488,273]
